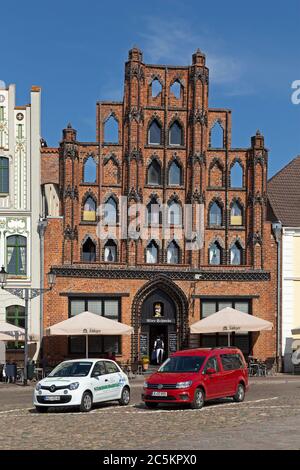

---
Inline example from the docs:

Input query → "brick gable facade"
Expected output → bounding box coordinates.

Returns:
[41,48,278,365]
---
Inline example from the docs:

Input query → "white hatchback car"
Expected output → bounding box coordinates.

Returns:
[33,358,130,412]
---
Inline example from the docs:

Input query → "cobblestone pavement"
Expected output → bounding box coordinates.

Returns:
[1,376,300,450]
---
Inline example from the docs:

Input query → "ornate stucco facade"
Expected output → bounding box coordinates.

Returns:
[0,82,41,362]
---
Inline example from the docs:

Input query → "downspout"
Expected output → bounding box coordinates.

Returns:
[38,217,48,360]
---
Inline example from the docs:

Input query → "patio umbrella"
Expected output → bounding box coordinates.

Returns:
[0,321,25,340]
[45,311,133,358]
[190,307,273,346]
[0,333,16,341]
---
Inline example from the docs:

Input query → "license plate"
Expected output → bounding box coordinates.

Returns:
[152,391,167,397]
[44,396,61,401]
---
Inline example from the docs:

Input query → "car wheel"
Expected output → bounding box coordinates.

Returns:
[80,391,93,412]
[190,388,205,409]
[145,402,158,409]
[233,383,245,402]
[35,406,48,413]
[119,386,130,406]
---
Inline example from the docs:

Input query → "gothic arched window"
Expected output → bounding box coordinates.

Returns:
[209,242,222,265]
[230,201,243,226]
[209,202,222,226]
[230,161,243,188]
[104,197,117,225]
[83,196,96,221]
[147,199,161,226]
[104,115,119,144]
[147,159,161,185]
[151,79,162,98]
[168,201,182,225]
[169,121,183,146]
[82,237,96,262]
[148,119,162,145]
[167,240,180,264]
[210,121,224,148]
[170,81,181,99]
[230,242,242,265]
[83,156,96,183]
[104,239,117,262]
[168,160,182,186]
[146,240,159,264]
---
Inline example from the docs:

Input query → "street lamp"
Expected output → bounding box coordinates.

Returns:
[272,221,282,372]
[0,266,56,385]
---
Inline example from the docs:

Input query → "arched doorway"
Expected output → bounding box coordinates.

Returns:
[131,276,188,362]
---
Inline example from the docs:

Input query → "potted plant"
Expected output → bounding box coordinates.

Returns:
[142,356,150,371]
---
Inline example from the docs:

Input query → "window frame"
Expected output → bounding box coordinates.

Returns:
[169,121,183,147]
[148,120,162,146]
[6,235,27,276]
[0,156,9,194]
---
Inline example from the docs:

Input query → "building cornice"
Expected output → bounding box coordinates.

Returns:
[51,265,271,282]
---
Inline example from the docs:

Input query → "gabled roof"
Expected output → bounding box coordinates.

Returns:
[268,155,300,227]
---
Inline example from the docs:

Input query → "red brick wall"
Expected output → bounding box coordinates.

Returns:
[41,48,278,364]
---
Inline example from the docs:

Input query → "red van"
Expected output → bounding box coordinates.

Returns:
[142,347,248,409]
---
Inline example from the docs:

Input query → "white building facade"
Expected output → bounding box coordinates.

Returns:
[0,82,41,363]
[282,228,300,372]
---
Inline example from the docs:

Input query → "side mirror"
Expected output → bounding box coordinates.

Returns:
[206,367,216,375]
[92,371,101,378]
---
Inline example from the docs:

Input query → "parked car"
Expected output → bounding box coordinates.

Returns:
[142,347,248,409]
[33,358,130,413]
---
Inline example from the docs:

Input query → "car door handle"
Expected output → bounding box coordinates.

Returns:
[105,379,109,382]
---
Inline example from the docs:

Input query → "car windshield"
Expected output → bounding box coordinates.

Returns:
[158,356,205,373]
[48,361,93,377]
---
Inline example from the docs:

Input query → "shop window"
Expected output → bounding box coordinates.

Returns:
[82,237,96,262]
[0,157,9,193]
[6,305,25,350]
[169,121,183,146]
[83,197,96,222]
[230,201,243,225]
[148,119,162,145]
[168,160,182,185]
[147,159,161,185]
[104,116,118,144]
[209,202,222,226]
[7,235,27,275]
[83,156,97,183]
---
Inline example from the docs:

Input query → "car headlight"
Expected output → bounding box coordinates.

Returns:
[35,383,42,391]
[69,382,80,390]
[143,381,149,388]
[176,381,193,389]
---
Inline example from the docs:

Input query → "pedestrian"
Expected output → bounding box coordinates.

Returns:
[154,336,164,365]
[2,363,6,383]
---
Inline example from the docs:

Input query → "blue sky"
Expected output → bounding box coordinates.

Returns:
[1,0,300,177]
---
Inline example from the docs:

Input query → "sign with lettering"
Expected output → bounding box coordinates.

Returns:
[169,333,177,353]
[146,318,174,324]
[140,334,148,357]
